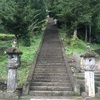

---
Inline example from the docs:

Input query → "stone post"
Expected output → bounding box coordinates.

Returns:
[81,43,97,97]
[6,47,22,92]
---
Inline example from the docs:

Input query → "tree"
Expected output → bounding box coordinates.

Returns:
[50,0,100,43]
[0,0,46,46]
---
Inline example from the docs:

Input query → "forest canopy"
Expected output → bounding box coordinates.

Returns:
[0,0,46,46]
[0,0,100,45]
[46,0,100,43]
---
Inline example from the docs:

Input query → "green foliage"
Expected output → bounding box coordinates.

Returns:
[60,30,100,55]
[18,33,43,84]
[48,0,100,43]
[0,0,46,46]
[66,38,87,54]
[55,0,92,29]
[70,38,79,49]
[0,33,14,37]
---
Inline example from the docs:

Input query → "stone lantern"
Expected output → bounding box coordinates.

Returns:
[81,43,97,97]
[6,40,22,92]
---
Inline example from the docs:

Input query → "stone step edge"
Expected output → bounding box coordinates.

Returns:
[30,86,72,91]
[31,82,71,85]
[20,96,80,100]
[29,90,73,96]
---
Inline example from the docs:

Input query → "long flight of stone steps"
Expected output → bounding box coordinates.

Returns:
[29,19,73,96]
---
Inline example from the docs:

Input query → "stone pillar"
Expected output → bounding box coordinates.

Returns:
[6,48,22,92]
[7,64,17,92]
[85,71,95,97]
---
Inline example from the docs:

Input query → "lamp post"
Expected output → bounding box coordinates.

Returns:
[6,40,22,92]
[81,43,97,97]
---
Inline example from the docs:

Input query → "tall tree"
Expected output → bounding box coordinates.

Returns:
[51,0,100,43]
[0,0,46,46]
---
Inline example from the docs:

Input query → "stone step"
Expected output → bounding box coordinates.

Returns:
[33,76,69,81]
[34,68,66,72]
[33,73,68,76]
[42,43,61,46]
[38,52,63,55]
[31,82,71,86]
[34,72,68,75]
[39,52,62,55]
[39,48,62,51]
[35,68,66,70]
[40,46,61,49]
[36,63,65,66]
[38,54,63,57]
[37,57,63,60]
[32,78,70,82]
[33,76,69,79]
[30,86,72,91]
[34,69,67,73]
[42,44,60,46]
[40,46,62,52]
[20,96,76,100]
[35,66,65,68]
[29,91,73,96]
[35,65,65,68]
[41,48,62,51]
[36,61,64,64]
[38,53,63,59]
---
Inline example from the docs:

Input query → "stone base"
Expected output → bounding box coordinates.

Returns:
[81,92,96,100]
[0,92,19,100]
[96,93,100,98]
[81,92,88,98]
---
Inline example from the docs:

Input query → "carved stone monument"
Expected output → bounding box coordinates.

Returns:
[6,40,22,92]
[81,43,97,97]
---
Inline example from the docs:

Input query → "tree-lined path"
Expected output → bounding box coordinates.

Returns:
[21,18,75,99]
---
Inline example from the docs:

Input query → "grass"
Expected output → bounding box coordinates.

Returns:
[0,33,14,37]
[91,43,100,50]
[18,34,43,84]
[0,32,43,85]
[59,30,100,54]
[65,38,87,54]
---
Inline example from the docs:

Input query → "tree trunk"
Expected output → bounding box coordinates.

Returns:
[89,25,91,43]
[15,34,19,48]
[73,29,77,40]
[66,30,70,44]
[85,25,88,43]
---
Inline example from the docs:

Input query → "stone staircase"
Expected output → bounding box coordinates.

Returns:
[25,20,74,97]
[29,64,73,96]
[28,23,73,96]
